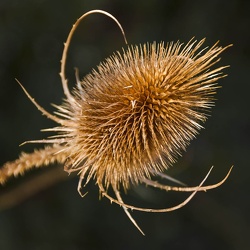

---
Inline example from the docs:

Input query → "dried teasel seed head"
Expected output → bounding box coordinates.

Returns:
[61,39,230,192]
[0,10,233,234]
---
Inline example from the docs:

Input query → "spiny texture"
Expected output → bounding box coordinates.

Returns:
[56,39,228,191]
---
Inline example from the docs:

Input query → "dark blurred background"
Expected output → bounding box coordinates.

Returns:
[0,0,249,249]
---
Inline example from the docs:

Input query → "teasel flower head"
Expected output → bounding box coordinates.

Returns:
[63,39,225,190]
[0,10,232,234]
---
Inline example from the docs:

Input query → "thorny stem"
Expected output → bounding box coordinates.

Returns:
[0,145,66,185]
[0,167,69,212]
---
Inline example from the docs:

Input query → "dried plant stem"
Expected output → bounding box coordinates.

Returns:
[0,145,66,185]
[0,166,69,212]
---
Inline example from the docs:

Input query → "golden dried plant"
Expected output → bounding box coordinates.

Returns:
[0,10,232,234]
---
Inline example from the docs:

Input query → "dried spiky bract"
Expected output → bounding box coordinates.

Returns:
[0,10,232,234]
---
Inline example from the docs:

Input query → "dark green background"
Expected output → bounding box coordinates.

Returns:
[0,0,249,249]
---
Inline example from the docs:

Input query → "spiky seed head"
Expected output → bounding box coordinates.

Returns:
[57,38,229,192]
[0,10,232,235]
